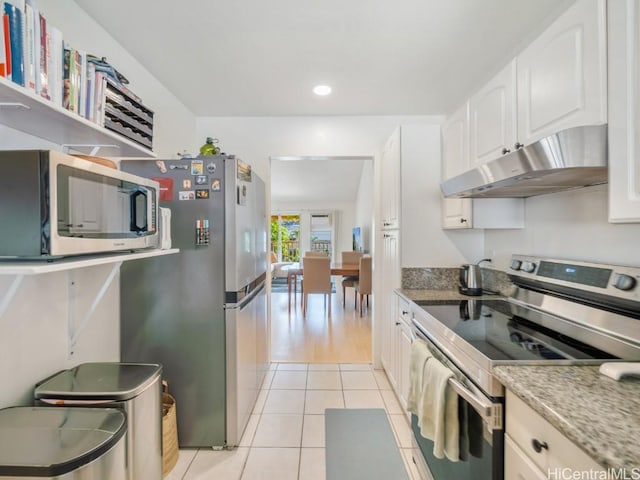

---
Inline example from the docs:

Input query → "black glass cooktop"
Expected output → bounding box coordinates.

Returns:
[416,299,616,362]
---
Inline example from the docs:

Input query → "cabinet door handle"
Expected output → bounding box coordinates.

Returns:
[460,218,467,223]
[514,142,524,150]
[402,310,408,315]
[531,438,548,453]
[501,147,511,154]
[395,322,401,326]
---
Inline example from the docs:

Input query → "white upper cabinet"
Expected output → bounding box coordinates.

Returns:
[469,60,517,167]
[441,103,524,230]
[441,104,473,229]
[441,103,469,179]
[608,0,640,223]
[380,127,401,229]
[516,0,607,146]
[440,0,605,230]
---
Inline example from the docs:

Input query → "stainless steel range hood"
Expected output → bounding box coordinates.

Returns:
[440,125,608,198]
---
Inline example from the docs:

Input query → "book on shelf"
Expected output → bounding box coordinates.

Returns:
[63,43,85,115]
[47,24,62,106]
[38,12,48,99]
[23,0,35,91]
[78,48,86,118]
[0,9,8,77]
[3,0,25,86]
[85,60,95,121]
[62,42,76,111]
[93,71,106,125]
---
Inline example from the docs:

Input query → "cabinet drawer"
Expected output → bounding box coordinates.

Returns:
[506,391,605,474]
[506,391,548,471]
[505,434,547,480]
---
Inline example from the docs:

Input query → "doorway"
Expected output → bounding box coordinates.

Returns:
[269,156,375,363]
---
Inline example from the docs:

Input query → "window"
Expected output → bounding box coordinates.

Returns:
[310,213,333,258]
[270,214,300,262]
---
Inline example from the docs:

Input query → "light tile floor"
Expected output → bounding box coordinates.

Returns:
[165,363,422,480]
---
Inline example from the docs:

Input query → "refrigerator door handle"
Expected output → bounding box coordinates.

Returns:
[230,281,265,310]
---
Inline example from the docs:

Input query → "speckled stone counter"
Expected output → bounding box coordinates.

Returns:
[396,288,501,302]
[494,365,640,470]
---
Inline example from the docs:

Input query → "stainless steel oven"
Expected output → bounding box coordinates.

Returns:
[408,255,640,480]
[410,322,504,480]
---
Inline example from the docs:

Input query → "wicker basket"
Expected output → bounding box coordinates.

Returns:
[162,383,179,477]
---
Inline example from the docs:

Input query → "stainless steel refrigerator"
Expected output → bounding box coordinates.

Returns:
[120,155,268,448]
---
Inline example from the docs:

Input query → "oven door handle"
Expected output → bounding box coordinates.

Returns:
[409,322,503,431]
[448,377,503,430]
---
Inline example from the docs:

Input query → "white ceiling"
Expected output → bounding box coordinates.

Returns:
[270,158,368,204]
[75,0,575,116]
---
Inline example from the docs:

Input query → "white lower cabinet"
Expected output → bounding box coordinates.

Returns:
[396,304,412,411]
[382,292,412,413]
[505,434,548,480]
[505,390,605,477]
[381,292,399,391]
[380,232,401,391]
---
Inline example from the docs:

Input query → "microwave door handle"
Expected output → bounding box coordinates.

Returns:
[130,189,148,232]
[448,378,503,431]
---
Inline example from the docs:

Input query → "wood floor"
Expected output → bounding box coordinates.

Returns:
[270,286,372,364]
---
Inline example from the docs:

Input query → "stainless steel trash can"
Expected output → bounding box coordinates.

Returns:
[0,406,127,479]
[34,363,162,480]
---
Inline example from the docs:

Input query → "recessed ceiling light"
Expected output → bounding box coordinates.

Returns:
[313,85,332,96]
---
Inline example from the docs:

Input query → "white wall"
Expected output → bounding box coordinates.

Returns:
[485,184,640,270]
[197,115,486,266]
[0,1,197,408]
[0,265,120,408]
[354,160,375,253]
[196,116,441,181]
[399,124,485,267]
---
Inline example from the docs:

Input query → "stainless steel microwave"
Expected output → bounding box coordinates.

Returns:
[0,150,159,258]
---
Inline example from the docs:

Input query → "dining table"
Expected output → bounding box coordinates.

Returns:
[284,262,359,310]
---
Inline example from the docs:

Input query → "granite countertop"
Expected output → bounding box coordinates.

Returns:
[494,365,640,470]
[396,288,501,302]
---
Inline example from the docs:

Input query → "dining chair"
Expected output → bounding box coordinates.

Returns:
[304,251,328,257]
[354,255,372,316]
[340,251,363,307]
[301,256,332,317]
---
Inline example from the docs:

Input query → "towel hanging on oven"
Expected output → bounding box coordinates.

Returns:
[406,339,432,414]
[419,355,460,461]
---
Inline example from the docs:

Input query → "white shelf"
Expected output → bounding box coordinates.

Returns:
[0,249,179,275]
[0,76,155,158]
